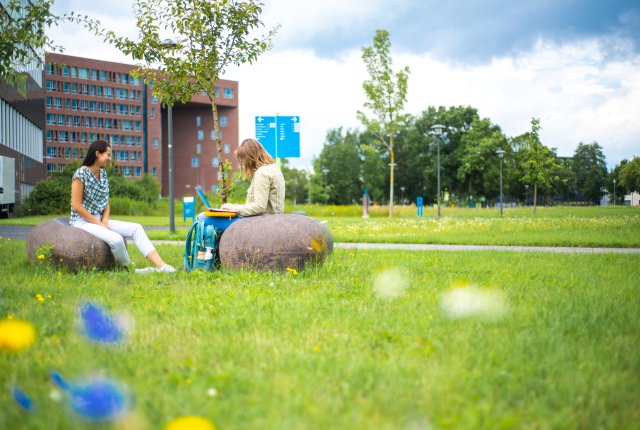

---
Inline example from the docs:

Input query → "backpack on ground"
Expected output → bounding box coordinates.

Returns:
[184,215,220,272]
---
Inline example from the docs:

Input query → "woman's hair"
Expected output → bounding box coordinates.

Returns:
[235,138,275,178]
[83,140,111,166]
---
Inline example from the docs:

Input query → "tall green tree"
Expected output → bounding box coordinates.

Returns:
[620,156,640,193]
[87,0,278,202]
[358,29,409,218]
[572,141,608,204]
[607,159,629,205]
[280,160,308,206]
[514,118,559,213]
[311,128,361,205]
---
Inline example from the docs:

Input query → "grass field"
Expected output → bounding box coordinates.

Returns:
[1,238,639,429]
[2,206,639,247]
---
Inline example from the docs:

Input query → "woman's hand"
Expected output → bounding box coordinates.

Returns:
[220,203,236,211]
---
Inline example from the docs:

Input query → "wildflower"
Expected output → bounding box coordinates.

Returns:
[37,254,45,260]
[207,387,217,397]
[286,267,298,275]
[36,294,44,303]
[47,294,52,299]
[310,239,325,253]
[312,345,320,353]
[165,416,216,430]
[0,319,36,352]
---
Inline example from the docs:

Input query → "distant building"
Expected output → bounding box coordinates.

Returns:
[44,53,238,196]
[0,1,46,209]
[624,192,640,206]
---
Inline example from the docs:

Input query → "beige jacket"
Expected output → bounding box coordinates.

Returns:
[229,164,285,216]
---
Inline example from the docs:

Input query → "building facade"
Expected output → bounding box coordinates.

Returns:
[0,1,46,211]
[44,53,238,197]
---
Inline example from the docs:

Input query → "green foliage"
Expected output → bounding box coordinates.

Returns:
[311,128,362,205]
[85,0,278,203]
[572,141,608,204]
[620,156,640,192]
[359,30,410,217]
[17,162,79,216]
[280,160,309,205]
[513,118,560,211]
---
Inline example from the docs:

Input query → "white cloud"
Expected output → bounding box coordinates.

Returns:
[48,2,640,170]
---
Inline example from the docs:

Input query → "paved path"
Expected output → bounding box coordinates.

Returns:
[3,225,639,254]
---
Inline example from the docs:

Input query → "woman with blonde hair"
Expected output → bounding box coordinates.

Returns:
[221,138,285,216]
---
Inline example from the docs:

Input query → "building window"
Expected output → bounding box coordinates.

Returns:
[220,116,228,127]
[71,67,77,78]
[196,144,201,154]
[215,87,219,97]
[47,164,57,173]
[71,83,77,94]
[62,66,69,77]
[191,157,199,168]
[100,70,107,81]
[212,157,219,167]
[151,95,158,104]
[46,64,54,75]
[152,167,157,176]
[223,88,234,99]
[224,144,230,154]
[78,68,88,79]
[150,108,155,118]
[47,114,55,125]
[153,138,158,149]
[212,184,218,193]
[197,130,204,141]
[46,130,53,141]
[63,82,70,93]
[90,69,98,80]
[196,116,201,127]
[46,80,55,91]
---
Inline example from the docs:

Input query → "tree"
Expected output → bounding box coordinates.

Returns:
[280,160,308,205]
[87,0,278,202]
[620,156,640,192]
[358,29,409,218]
[310,128,361,205]
[514,118,559,213]
[572,141,608,204]
[607,159,629,205]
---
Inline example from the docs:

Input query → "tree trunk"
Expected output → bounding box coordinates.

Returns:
[389,133,394,219]
[210,97,228,203]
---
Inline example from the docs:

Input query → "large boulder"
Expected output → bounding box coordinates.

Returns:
[26,219,117,271]
[219,214,333,272]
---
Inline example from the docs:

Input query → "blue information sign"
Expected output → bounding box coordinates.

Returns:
[255,115,300,158]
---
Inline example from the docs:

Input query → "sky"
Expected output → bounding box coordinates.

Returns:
[48,0,640,170]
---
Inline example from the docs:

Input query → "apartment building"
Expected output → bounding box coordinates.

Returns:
[44,53,238,196]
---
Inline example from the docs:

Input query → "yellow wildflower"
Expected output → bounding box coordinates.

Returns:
[37,254,45,260]
[36,294,44,303]
[0,319,36,352]
[165,416,216,430]
[312,345,320,353]
[286,267,298,275]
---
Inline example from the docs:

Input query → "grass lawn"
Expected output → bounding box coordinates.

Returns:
[1,238,639,429]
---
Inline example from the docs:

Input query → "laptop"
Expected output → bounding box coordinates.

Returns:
[195,186,236,214]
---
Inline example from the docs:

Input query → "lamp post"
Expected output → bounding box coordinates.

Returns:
[400,186,405,205]
[430,124,446,217]
[525,184,529,207]
[613,179,616,206]
[161,39,179,234]
[322,168,329,205]
[496,149,506,217]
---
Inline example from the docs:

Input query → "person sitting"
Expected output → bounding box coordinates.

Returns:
[69,140,176,273]
[220,138,285,216]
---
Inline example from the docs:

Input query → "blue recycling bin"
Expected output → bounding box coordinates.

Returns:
[183,196,195,222]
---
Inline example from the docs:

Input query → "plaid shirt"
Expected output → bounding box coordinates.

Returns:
[69,166,109,224]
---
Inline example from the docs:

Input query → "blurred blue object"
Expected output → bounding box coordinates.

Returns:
[11,384,35,411]
[50,371,129,420]
[79,302,123,344]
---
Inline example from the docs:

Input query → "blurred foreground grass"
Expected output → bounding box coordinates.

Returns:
[1,238,639,429]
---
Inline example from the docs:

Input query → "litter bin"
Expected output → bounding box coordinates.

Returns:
[183,196,195,222]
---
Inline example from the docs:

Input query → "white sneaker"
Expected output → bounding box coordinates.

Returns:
[157,264,176,273]
[135,267,157,273]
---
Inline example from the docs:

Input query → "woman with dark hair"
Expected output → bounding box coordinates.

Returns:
[70,140,175,272]
[220,138,285,216]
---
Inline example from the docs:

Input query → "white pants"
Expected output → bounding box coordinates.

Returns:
[71,216,155,266]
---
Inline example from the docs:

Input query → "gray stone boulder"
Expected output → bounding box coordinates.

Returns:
[26,218,117,270]
[219,214,333,272]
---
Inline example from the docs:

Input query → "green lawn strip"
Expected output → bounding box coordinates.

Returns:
[1,240,638,429]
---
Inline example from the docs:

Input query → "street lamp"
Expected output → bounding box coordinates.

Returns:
[400,186,405,205]
[322,168,329,205]
[613,179,616,206]
[161,39,179,234]
[430,124,446,217]
[525,184,529,207]
[496,149,506,217]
